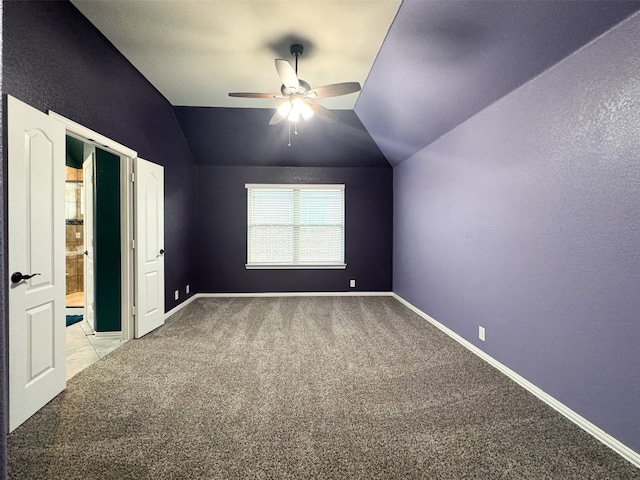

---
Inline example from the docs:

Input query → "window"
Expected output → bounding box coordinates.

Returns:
[246,184,345,269]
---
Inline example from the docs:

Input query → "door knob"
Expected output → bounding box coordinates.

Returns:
[11,272,41,283]
[159,249,165,255]
[83,250,88,256]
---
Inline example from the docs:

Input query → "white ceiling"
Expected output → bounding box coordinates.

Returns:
[71,0,401,110]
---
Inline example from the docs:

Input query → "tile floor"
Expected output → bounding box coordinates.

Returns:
[66,319,124,380]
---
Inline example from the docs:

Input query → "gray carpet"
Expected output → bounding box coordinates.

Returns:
[8,296,640,479]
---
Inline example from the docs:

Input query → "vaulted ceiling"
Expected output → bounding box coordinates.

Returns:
[70,0,401,110]
[355,1,640,165]
[71,0,640,166]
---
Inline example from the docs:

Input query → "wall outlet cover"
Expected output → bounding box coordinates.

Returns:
[479,326,486,342]
[350,280,356,288]
[174,290,179,300]
[186,285,190,294]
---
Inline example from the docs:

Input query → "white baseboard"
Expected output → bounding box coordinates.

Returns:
[164,294,199,320]
[392,293,640,469]
[93,331,122,339]
[198,291,394,298]
[164,291,393,319]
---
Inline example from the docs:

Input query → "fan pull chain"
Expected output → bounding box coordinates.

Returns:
[287,46,302,147]
[287,120,299,147]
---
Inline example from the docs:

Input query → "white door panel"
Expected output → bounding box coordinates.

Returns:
[134,157,165,338]
[83,150,96,331]
[8,95,66,432]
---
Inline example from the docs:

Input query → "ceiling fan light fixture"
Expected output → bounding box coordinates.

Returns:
[288,110,300,123]
[277,101,292,118]
[300,102,313,120]
[293,97,314,120]
[277,97,314,123]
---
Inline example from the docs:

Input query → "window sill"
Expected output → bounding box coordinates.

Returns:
[245,264,347,270]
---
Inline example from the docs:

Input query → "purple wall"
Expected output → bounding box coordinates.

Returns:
[195,166,392,293]
[393,12,640,452]
[2,1,197,312]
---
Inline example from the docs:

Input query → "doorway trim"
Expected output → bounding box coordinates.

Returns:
[49,111,136,341]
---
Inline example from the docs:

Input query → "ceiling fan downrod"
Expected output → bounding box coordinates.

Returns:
[290,43,303,75]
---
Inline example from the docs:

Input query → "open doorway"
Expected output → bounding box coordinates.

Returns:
[64,136,89,321]
[64,135,125,379]
[64,166,84,312]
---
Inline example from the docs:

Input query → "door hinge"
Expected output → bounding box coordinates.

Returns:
[131,172,135,183]
[132,305,136,316]
[131,239,135,250]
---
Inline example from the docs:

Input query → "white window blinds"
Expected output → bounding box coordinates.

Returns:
[246,184,345,269]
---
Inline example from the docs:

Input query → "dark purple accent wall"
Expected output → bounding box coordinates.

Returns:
[175,107,389,168]
[2,1,198,313]
[393,12,640,452]
[179,107,393,294]
[196,166,392,293]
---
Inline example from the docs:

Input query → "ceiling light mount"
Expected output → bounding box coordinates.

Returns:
[290,43,304,57]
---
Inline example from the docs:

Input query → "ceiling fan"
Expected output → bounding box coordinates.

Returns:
[229,44,361,126]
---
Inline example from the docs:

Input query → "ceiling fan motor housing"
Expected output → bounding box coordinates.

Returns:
[281,79,311,96]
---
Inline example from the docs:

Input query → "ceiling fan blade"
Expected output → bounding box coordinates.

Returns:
[228,92,277,98]
[307,101,338,123]
[275,59,299,90]
[308,82,361,98]
[269,110,286,125]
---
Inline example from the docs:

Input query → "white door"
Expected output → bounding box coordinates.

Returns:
[83,149,96,331]
[134,157,165,338]
[8,95,66,432]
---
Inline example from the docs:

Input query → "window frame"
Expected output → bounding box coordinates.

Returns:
[245,183,346,270]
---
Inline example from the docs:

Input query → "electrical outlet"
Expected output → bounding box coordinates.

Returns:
[479,326,486,342]
[174,290,179,301]
[186,285,190,294]
[349,279,356,288]
[75,232,81,239]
